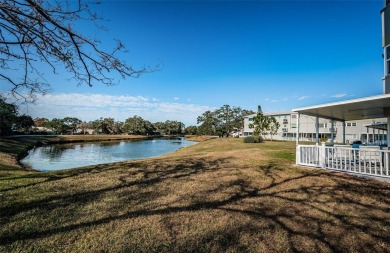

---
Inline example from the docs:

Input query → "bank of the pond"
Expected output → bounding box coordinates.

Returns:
[0,135,214,172]
[1,138,389,252]
[0,135,151,171]
[21,138,197,172]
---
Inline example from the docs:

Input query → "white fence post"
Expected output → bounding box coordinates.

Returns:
[319,142,326,168]
[296,145,301,165]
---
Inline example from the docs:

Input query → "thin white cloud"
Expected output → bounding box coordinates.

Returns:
[297,96,310,100]
[331,93,348,98]
[16,93,213,126]
[174,97,179,100]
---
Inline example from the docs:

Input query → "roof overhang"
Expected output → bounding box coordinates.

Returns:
[365,122,388,131]
[292,94,390,121]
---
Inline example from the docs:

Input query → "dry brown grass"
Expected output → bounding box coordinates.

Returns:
[0,138,389,252]
[185,135,218,142]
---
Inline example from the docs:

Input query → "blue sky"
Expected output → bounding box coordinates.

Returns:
[8,0,385,126]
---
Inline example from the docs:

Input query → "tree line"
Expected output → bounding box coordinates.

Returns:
[33,117,185,136]
[0,96,184,136]
[1,96,276,138]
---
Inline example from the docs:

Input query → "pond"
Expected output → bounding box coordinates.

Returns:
[21,137,196,171]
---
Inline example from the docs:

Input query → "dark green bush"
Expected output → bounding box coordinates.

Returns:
[243,136,254,143]
[243,136,263,143]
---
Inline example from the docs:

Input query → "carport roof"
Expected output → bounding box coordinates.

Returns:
[292,94,390,121]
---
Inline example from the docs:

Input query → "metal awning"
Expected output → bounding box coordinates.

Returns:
[365,122,388,131]
[292,94,390,121]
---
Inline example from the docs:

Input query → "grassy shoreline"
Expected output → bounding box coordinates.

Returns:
[0,138,389,252]
[0,135,162,171]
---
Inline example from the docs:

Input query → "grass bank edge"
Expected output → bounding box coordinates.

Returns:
[0,135,216,172]
[0,135,154,171]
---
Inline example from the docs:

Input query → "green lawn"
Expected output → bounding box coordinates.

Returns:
[0,137,389,252]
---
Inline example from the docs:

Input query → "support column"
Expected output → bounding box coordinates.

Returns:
[382,130,385,145]
[342,121,346,144]
[315,116,319,145]
[331,120,334,145]
[373,127,376,144]
[387,117,390,147]
[296,113,300,145]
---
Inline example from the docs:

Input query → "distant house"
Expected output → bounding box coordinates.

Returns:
[32,126,54,134]
[76,128,95,135]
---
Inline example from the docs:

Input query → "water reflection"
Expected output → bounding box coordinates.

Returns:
[21,137,195,171]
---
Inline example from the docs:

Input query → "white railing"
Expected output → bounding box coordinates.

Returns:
[297,145,320,167]
[296,144,390,178]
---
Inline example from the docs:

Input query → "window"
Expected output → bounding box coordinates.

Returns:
[346,134,358,139]
[316,123,327,128]
[291,123,297,128]
[291,114,297,119]
[346,122,357,127]
[248,118,253,122]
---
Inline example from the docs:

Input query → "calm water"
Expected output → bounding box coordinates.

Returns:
[21,138,196,171]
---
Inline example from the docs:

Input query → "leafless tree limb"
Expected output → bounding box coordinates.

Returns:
[0,0,159,102]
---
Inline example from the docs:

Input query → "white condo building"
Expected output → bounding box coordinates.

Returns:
[243,112,388,145]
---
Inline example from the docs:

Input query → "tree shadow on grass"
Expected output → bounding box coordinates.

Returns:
[0,157,229,239]
[1,159,389,252]
[0,164,115,192]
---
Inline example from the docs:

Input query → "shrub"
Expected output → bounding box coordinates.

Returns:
[243,136,263,143]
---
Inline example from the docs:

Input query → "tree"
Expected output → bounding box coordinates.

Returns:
[197,105,254,137]
[153,122,166,135]
[33,117,49,127]
[0,0,158,101]
[46,118,68,134]
[0,95,18,135]
[249,105,280,140]
[151,120,183,135]
[184,125,197,135]
[91,117,118,134]
[62,117,81,134]
[111,121,124,135]
[78,121,90,134]
[164,120,184,135]
[267,116,280,141]
[197,110,217,136]
[14,115,34,133]
[124,116,154,135]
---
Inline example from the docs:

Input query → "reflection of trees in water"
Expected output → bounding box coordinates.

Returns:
[30,138,194,167]
[39,141,130,159]
[41,144,76,159]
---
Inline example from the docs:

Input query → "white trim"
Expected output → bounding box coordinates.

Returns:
[293,93,390,112]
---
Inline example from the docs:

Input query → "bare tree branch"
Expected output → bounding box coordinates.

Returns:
[0,0,160,102]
